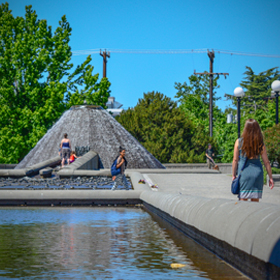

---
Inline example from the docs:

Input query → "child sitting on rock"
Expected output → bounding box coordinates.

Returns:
[69,151,80,163]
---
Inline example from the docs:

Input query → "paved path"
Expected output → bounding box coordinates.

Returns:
[143,173,280,205]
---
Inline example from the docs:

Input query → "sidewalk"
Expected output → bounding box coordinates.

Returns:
[144,173,280,205]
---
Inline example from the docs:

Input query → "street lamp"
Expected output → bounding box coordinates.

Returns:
[234,87,245,138]
[271,80,280,125]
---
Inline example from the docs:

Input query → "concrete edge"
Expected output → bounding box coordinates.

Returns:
[27,156,61,174]
[58,169,112,178]
[62,150,99,170]
[1,156,62,177]
[140,191,280,279]
[129,172,151,192]
[0,164,17,169]
[0,169,29,177]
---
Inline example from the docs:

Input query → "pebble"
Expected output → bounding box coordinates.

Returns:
[0,176,131,189]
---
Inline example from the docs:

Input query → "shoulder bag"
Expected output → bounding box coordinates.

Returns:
[231,158,248,195]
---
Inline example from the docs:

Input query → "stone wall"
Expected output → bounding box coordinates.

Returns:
[140,191,280,279]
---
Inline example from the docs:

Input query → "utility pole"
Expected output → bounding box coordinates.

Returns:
[100,49,110,78]
[194,50,229,137]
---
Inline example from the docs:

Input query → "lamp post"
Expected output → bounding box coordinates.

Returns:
[234,87,245,138]
[271,80,280,125]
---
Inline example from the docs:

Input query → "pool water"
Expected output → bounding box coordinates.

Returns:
[0,208,247,279]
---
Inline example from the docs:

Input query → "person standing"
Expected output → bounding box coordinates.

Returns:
[232,119,274,202]
[206,144,215,169]
[60,133,71,168]
[111,147,129,191]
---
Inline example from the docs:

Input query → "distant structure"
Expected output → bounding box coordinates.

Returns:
[16,105,164,169]
[106,96,124,117]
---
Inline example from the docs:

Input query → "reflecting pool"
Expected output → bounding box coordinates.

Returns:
[0,208,247,279]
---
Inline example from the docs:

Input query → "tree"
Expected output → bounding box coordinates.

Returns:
[175,74,222,161]
[240,67,280,114]
[65,56,111,108]
[224,67,280,131]
[116,92,196,163]
[264,124,280,166]
[0,3,110,163]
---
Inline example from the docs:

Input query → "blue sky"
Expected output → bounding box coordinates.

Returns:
[7,0,280,111]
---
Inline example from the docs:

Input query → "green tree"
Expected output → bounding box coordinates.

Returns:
[264,124,280,166]
[116,91,196,163]
[0,3,110,163]
[224,67,280,132]
[65,56,111,108]
[240,67,280,114]
[175,74,223,161]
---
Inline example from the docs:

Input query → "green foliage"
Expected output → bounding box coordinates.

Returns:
[0,3,110,163]
[175,74,220,130]
[229,67,280,132]
[222,67,280,162]
[240,67,280,114]
[65,56,111,108]
[264,124,280,165]
[175,74,223,162]
[117,92,198,163]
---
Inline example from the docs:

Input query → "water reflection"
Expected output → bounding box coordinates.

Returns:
[0,208,246,279]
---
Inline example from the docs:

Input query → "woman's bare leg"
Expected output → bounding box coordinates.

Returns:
[251,198,259,202]
[240,198,248,201]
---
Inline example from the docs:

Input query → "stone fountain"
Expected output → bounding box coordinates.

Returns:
[16,105,164,170]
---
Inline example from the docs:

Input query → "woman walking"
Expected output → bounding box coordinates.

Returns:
[60,133,71,168]
[111,147,129,191]
[232,119,274,202]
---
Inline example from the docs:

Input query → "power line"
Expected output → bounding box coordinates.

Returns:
[72,48,207,55]
[72,48,280,58]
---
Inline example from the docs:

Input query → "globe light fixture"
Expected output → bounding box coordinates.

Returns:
[234,87,245,138]
[271,80,280,124]
[234,87,245,98]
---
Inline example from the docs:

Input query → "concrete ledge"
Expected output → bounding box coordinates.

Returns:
[126,168,220,174]
[0,164,17,169]
[0,189,142,206]
[57,168,220,178]
[267,174,280,187]
[58,169,112,178]
[26,156,61,175]
[140,191,280,279]
[129,172,151,192]
[0,169,31,177]
[0,156,61,177]
[39,167,53,178]
[164,163,232,174]
[63,150,99,170]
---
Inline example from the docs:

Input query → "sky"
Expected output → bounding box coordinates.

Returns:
[7,0,280,111]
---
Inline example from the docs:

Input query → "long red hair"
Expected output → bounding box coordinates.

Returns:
[241,119,264,158]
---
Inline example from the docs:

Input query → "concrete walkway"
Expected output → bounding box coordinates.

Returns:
[143,173,280,205]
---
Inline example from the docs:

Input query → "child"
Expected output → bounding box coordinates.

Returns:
[69,151,80,163]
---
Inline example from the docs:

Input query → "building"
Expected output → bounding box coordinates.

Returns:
[106,97,124,117]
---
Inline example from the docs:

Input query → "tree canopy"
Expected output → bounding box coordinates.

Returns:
[116,91,214,163]
[0,3,110,163]
[264,124,280,166]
